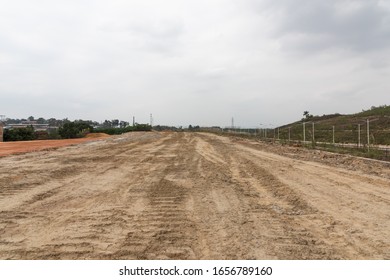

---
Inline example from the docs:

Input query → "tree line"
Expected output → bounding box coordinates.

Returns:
[2,116,152,141]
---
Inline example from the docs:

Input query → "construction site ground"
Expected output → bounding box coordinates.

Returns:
[0,133,109,157]
[0,131,389,259]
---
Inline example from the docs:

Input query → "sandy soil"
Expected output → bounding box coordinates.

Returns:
[0,134,109,157]
[0,131,389,259]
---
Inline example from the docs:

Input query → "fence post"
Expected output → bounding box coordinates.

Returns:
[358,124,361,148]
[312,122,315,145]
[332,126,335,145]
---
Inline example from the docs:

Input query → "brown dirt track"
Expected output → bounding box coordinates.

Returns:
[0,131,389,259]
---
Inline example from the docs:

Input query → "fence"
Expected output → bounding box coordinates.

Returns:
[220,117,390,161]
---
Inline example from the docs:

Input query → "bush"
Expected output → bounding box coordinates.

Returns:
[59,121,92,139]
[35,131,49,140]
[3,127,36,141]
[93,124,152,135]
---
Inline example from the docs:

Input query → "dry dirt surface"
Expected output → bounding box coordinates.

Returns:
[0,133,109,157]
[0,131,389,260]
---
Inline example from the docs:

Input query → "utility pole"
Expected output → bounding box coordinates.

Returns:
[277,127,280,140]
[303,122,306,143]
[231,117,234,129]
[133,116,135,126]
[150,114,153,127]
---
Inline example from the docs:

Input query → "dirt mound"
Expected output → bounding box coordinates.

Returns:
[84,133,110,138]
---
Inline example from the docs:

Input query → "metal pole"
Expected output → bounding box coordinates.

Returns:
[312,122,315,144]
[358,124,361,148]
[332,126,335,145]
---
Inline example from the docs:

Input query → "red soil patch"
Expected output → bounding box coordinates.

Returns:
[0,135,109,157]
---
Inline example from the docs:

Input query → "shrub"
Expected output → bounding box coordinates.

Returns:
[59,121,92,139]
[3,127,36,141]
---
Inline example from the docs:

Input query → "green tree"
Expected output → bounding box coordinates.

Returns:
[134,123,152,131]
[37,117,46,124]
[59,121,92,139]
[112,119,119,127]
[3,126,36,141]
[102,120,112,128]
[48,118,57,126]
[303,111,313,120]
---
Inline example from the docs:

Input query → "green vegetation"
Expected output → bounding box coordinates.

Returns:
[278,105,390,146]
[314,143,390,161]
[2,116,153,142]
[270,105,390,160]
[211,105,390,161]
[58,121,93,139]
[93,123,152,135]
[356,105,390,117]
[3,127,36,141]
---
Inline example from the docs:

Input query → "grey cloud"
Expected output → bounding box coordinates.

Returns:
[256,0,390,53]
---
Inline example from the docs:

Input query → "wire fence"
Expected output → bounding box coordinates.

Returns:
[219,117,390,161]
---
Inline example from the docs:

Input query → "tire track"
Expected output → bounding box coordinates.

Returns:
[1,131,389,259]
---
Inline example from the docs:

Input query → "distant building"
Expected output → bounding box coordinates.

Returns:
[6,122,58,133]
[2,121,59,141]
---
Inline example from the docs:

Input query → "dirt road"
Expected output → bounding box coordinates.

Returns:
[0,132,389,259]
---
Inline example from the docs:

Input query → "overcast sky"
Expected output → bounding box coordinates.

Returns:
[1,0,389,127]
